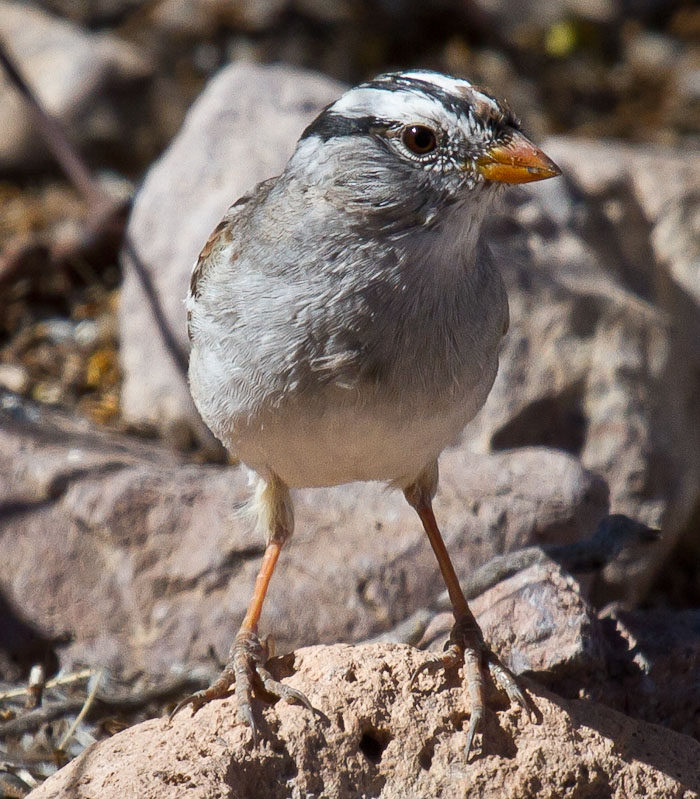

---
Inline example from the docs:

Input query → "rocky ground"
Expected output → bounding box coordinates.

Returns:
[0,1,698,797]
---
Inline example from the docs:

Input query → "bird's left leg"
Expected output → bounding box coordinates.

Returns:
[170,472,312,742]
[404,462,531,758]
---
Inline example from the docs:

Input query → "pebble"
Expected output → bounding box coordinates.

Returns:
[74,319,100,349]
[0,363,30,394]
[39,319,76,345]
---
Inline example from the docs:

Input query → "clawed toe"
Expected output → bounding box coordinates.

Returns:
[168,672,236,723]
[169,695,197,722]
[256,663,314,713]
[168,630,314,745]
[169,692,205,722]
[486,656,533,717]
[408,657,443,690]
[409,638,465,689]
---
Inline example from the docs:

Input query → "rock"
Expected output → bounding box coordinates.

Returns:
[38,0,144,26]
[214,0,289,32]
[26,643,700,799]
[471,0,617,31]
[420,560,605,682]
[0,391,607,679]
[150,0,290,38]
[119,63,344,443]
[542,137,699,226]
[0,1,152,172]
[599,606,700,740]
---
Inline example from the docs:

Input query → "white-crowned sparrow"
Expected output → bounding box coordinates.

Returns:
[173,70,561,756]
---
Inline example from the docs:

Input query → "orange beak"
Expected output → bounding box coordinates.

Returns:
[476,130,561,184]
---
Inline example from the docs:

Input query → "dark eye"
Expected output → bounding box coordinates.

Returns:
[402,125,438,155]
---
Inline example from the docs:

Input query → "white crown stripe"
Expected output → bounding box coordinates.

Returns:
[330,87,469,129]
[397,70,475,93]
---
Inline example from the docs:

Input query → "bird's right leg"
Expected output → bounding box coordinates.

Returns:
[404,463,532,759]
[170,472,312,742]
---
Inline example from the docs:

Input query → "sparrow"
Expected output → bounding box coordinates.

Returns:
[172,69,561,757]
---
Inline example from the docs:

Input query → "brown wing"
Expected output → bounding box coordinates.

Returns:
[188,177,279,304]
[189,218,233,301]
[186,177,277,342]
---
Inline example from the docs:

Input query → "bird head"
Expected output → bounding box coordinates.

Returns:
[292,70,561,232]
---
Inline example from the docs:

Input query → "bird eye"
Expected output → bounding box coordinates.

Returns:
[402,125,437,155]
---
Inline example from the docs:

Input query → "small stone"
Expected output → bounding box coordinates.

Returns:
[0,363,30,394]
[31,382,63,405]
[626,32,680,77]
[74,320,100,350]
[39,318,75,345]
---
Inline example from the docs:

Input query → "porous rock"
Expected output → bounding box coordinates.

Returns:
[0,391,606,679]
[27,643,700,799]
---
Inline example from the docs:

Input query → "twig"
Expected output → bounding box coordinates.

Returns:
[0,770,33,799]
[0,669,96,703]
[121,237,189,376]
[0,700,86,737]
[0,672,211,736]
[24,665,45,710]
[56,669,103,753]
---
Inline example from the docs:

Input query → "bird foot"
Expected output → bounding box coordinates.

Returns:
[409,614,535,759]
[169,629,313,745]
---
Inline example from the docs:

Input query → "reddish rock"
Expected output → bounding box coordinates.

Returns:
[27,643,700,799]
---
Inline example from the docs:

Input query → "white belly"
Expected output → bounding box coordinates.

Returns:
[225,368,496,489]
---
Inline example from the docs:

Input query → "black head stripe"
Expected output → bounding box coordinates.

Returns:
[301,112,391,142]
[301,73,520,146]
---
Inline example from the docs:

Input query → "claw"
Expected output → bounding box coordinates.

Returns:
[408,657,442,690]
[487,659,526,706]
[257,663,314,713]
[409,640,466,690]
[168,690,208,723]
[487,658,539,724]
[463,706,483,760]
[168,697,190,723]
[238,696,258,747]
